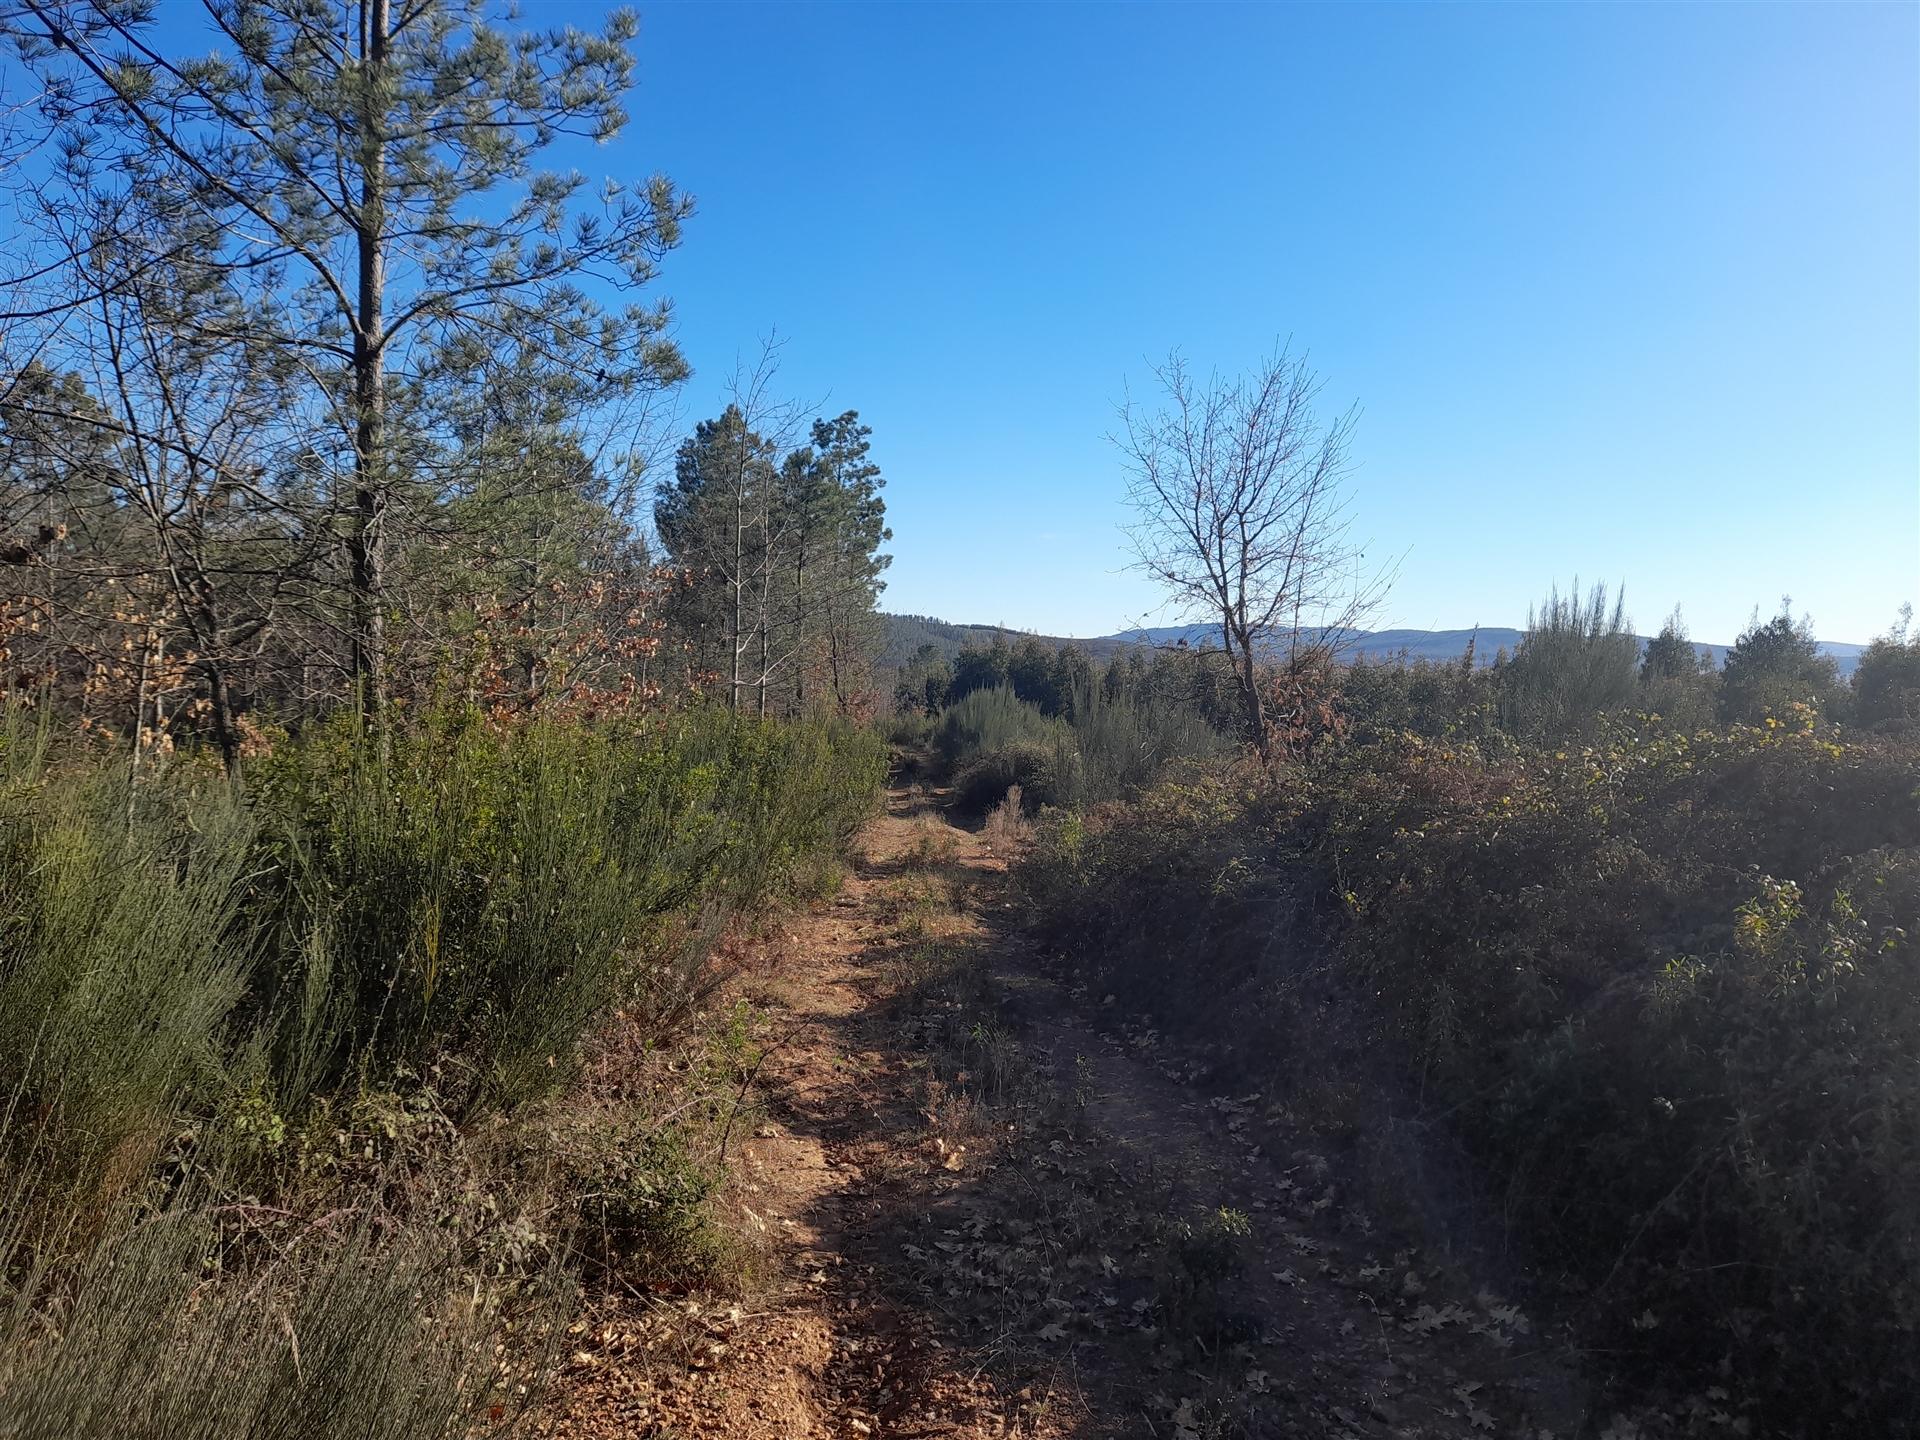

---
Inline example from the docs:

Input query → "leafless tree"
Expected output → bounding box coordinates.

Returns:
[1116,347,1387,757]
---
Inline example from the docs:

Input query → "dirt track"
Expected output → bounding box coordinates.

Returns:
[550,785,1591,1439]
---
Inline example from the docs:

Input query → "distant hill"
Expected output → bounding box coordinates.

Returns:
[1109,623,1528,666]
[882,614,1866,676]
[880,614,1084,667]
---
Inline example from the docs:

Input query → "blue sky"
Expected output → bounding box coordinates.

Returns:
[604,0,1915,644]
[49,1,1918,644]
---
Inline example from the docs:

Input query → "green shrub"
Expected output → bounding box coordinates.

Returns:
[1500,580,1638,738]
[0,740,255,1249]
[1065,680,1225,806]
[1854,627,1920,733]
[0,701,884,1437]
[1718,606,1844,724]
[951,739,1077,815]
[886,709,936,747]
[0,1210,548,1440]
[251,708,885,1112]
[1022,720,1920,1428]
[935,685,1064,766]
[937,681,1223,814]
[558,1110,729,1285]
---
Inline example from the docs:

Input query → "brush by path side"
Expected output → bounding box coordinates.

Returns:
[548,784,1592,1440]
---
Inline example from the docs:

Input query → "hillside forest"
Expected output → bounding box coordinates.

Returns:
[1,5,1918,1440]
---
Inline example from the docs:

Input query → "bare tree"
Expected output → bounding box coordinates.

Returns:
[1116,347,1384,757]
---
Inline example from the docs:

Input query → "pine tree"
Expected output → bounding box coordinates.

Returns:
[654,405,781,709]
[655,406,890,717]
[8,0,689,720]
[802,412,891,713]
[1638,606,1716,731]
[1719,604,1841,724]
[1641,608,1705,682]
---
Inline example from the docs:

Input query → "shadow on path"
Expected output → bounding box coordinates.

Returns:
[743,786,1591,1440]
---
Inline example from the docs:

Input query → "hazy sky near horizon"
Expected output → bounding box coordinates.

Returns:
[123,1,1920,643]
[610,0,1917,644]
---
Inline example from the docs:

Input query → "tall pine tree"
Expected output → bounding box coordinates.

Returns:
[7,0,689,720]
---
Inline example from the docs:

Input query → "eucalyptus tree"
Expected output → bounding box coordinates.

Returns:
[5,0,689,720]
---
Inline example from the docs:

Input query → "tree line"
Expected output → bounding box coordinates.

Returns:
[0,0,892,770]
[899,590,1919,754]
[1350,587,1917,745]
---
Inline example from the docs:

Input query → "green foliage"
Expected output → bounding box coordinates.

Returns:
[937,678,1226,815]
[1637,608,1718,729]
[0,1212,541,1440]
[949,639,1018,705]
[936,686,1067,766]
[0,737,255,1243]
[1639,610,1702,681]
[952,741,1076,815]
[877,614,1030,668]
[4,0,693,721]
[892,643,953,716]
[252,709,879,1110]
[656,406,894,715]
[557,1111,729,1285]
[935,684,1076,813]
[1149,1206,1254,1334]
[783,412,894,711]
[1337,645,1504,749]
[1501,580,1638,737]
[655,405,783,687]
[0,702,879,1274]
[1023,718,1920,1427]
[948,636,1075,716]
[1719,604,1843,724]
[0,702,883,1433]
[1852,612,1920,734]
[1065,675,1228,804]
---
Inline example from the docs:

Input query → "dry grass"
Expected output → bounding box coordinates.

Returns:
[899,812,961,870]
[980,784,1033,856]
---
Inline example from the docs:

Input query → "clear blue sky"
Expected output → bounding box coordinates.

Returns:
[606,0,1915,645]
[58,1,1919,644]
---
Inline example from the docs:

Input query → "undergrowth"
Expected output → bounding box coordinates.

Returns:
[935,683,1224,815]
[0,703,885,1436]
[1020,713,1920,1433]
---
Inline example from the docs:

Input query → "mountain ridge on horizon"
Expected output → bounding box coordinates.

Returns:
[882,613,1868,676]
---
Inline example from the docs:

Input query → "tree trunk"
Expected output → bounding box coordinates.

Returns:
[1231,622,1268,759]
[756,610,768,719]
[827,594,848,715]
[348,0,390,726]
[792,545,807,714]
[728,439,747,713]
[204,656,241,776]
[128,624,152,825]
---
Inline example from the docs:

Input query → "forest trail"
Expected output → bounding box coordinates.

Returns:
[550,782,1591,1440]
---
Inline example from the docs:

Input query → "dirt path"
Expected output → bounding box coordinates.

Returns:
[552,785,1592,1440]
